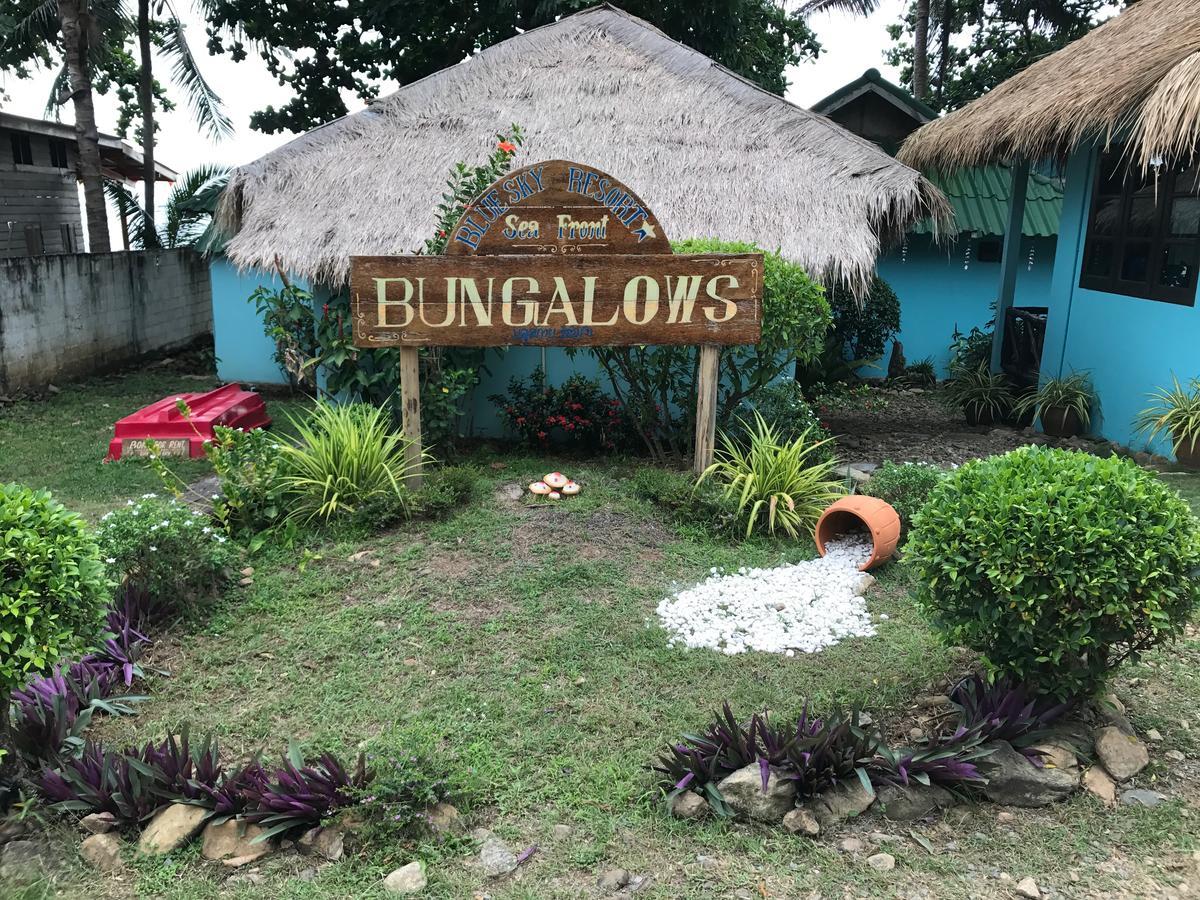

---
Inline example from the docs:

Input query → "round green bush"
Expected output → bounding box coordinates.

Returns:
[740,380,832,449]
[862,461,944,531]
[907,447,1200,697]
[0,484,110,694]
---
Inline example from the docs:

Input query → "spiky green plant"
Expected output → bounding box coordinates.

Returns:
[278,402,423,523]
[1013,372,1095,429]
[943,363,1014,422]
[1135,376,1200,457]
[697,412,843,538]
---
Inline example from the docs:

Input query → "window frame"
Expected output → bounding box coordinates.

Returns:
[1079,150,1199,306]
[48,138,69,169]
[10,132,33,166]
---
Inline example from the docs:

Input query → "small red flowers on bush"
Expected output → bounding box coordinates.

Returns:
[497,140,517,153]
[489,370,636,452]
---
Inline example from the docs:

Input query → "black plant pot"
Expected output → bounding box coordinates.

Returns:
[1041,406,1082,439]
[964,403,996,427]
[1174,431,1200,469]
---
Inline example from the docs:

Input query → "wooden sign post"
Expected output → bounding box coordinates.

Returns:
[350,160,764,481]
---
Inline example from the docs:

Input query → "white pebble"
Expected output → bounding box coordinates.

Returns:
[656,537,877,656]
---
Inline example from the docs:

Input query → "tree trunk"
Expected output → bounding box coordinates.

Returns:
[913,0,931,101]
[935,0,952,106]
[138,0,156,242]
[57,0,110,252]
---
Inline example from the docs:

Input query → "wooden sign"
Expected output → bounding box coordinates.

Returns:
[445,160,671,256]
[349,159,765,484]
[350,254,762,347]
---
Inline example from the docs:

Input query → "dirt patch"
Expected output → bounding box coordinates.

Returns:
[511,507,670,563]
[824,386,1114,467]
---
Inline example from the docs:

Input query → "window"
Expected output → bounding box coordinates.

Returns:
[60,223,76,253]
[24,225,44,256]
[976,237,1003,263]
[10,133,33,165]
[1080,150,1200,305]
[48,138,69,168]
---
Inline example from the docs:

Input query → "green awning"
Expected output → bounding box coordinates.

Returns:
[912,165,1063,237]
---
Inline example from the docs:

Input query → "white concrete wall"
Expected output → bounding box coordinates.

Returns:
[0,249,212,391]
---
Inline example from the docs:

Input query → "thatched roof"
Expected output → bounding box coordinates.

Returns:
[218,3,947,288]
[900,0,1200,173]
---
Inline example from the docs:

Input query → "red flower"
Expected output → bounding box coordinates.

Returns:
[497,140,517,153]
[516,416,525,425]
[537,430,547,440]
[322,303,330,315]
[438,229,447,237]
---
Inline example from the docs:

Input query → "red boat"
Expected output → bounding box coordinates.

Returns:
[106,383,270,461]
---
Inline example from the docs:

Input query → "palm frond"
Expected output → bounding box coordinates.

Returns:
[159,11,234,138]
[795,0,881,16]
[44,64,70,119]
[162,164,231,248]
[103,179,159,250]
[5,0,62,48]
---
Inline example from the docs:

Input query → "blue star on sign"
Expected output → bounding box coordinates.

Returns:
[631,219,657,242]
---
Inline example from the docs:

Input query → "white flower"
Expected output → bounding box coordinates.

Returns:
[105,557,116,564]
[149,546,157,552]
[202,527,212,534]
[215,536,227,543]
[159,520,169,528]
[101,512,112,521]
[126,499,135,506]
[141,493,157,499]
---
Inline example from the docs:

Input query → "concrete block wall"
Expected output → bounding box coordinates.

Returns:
[0,249,212,392]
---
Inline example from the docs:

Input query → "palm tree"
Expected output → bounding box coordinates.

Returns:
[798,0,932,101]
[134,1,233,237]
[105,163,230,249]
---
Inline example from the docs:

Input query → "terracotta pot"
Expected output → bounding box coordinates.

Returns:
[963,403,996,427]
[1174,431,1200,469]
[814,496,902,572]
[1040,406,1082,439]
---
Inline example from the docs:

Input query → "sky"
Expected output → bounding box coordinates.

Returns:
[0,0,906,229]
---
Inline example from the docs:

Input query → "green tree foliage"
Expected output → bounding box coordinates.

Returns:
[105,164,231,249]
[201,0,821,134]
[886,0,1111,112]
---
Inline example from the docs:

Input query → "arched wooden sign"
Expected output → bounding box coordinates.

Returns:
[445,160,672,256]
[349,159,764,485]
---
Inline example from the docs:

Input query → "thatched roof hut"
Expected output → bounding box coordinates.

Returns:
[900,0,1200,173]
[218,3,946,290]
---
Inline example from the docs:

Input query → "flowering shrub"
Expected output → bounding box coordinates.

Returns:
[349,754,452,845]
[96,496,234,616]
[489,370,634,452]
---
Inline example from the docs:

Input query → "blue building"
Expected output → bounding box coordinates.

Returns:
[812,70,1062,376]
[900,0,1199,455]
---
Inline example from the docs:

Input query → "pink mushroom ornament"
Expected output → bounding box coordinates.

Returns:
[528,481,551,496]
[544,472,569,489]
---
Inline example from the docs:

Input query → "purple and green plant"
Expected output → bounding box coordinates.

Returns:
[244,743,371,841]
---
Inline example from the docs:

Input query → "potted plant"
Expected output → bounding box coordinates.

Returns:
[1135,376,1200,468]
[1013,372,1095,438]
[943,363,1014,427]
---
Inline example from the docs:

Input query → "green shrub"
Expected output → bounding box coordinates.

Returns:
[907,447,1200,697]
[96,496,235,613]
[355,464,479,528]
[698,412,843,538]
[489,369,634,451]
[279,401,422,523]
[203,425,288,536]
[862,461,945,531]
[1,485,110,769]
[739,380,832,452]
[631,467,739,537]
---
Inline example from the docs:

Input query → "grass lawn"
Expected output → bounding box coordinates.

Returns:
[3,372,1199,899]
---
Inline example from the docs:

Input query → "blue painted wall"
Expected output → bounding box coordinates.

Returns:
[1039,146,1200,456]
[210,257,307,386]
[878,233,1057,376]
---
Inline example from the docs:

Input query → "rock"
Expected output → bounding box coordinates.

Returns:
[227,871,265,887]
[0,840,45,881]
[426,802,460,833]
[1166,749,1186,762]
[670,791,709,820]
[80,833,126,874]
[866,852,895,871]
[598,868,632,891]
[80,812,118,835]
[1095,694,1135,734]
[298,825,345,862]
[874,783,956,821]
[996,811,1016,824]
[383,861,428,894]
[1120,788,1167,808]
[908,727,926,741]
[138,803,207,855]
[856,573,877,593]
[695,853,718,869]
[801,778,876,829]
[782,808,821,837]
[839,837,865,853]
[978,741,1078,807]
[238,576,254,586]
[1146,728,1164,742]
[479,837,518,877]
[715,764,796,823]
[1016,876,1041,898]
[552,824,573,840]
[1094,726,1150,781]
[201,819,275,865]
[1082,767,1117,805]
[834,465,872,486]
[1029,743,1077,771]
[916,694,951,708]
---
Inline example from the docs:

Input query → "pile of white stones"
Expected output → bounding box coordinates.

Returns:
[656,536,879,656]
